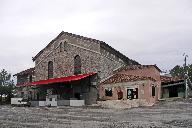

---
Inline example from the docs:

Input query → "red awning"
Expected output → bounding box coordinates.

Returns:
[16,73,95,87]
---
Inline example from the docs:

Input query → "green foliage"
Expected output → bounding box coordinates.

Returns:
[170,65,184,77]
[170,64,192,82]
[187,64,192,82]
[0,69,15,104]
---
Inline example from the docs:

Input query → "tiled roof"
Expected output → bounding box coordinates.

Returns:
[160,75,184,83]
[113,65,161,73]
[101,73,156,85]
[14,68,35,76]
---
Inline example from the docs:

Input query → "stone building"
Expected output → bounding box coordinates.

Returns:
[14,68,35,99]
[14,31,139,106]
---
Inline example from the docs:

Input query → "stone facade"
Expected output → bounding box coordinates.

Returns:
[33,31,138,82]
[15,68,35,84]
[14,68,35,98]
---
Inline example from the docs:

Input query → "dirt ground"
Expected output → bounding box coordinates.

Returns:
[0,99,192,128]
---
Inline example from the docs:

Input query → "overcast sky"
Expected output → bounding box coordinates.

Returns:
[0,0,192,75]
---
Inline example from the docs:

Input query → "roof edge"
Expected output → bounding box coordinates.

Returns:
[32,31,139,65]
[13,67,35,77]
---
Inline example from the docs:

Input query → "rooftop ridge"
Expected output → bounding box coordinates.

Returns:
[13,67,35,76]
[113,64,161,73]
[32,31,139,65]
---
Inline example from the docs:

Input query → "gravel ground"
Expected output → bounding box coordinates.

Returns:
[0,100,192,128]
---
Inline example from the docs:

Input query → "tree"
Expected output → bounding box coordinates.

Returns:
[0,69,15,104]
[170,65,184,77]
[170,64,192,82]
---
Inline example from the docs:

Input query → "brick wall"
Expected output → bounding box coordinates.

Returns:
[99,80,157,104]
[116,66,161,100]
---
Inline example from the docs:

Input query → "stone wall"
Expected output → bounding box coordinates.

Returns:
[34,32,136,82]
[99,47,127,80]
[34,33,100,81]
[16,72,35,99]
[17,75,29,84]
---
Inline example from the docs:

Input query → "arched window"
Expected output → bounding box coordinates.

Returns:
[74,55,81,75]
[64,41,67,51]
[59,42,62,52]
[48,61,53,79]
[29,75,32,82]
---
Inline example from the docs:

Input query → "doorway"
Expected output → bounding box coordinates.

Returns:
[169,86,178,97]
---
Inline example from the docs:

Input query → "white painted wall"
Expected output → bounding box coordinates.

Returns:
[70,100,85,106]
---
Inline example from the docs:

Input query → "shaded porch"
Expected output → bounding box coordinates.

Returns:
[18,73,98,106]
[161,80,185,98]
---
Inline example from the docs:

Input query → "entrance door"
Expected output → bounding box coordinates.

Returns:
[169,86,178,97]
[118,91,123,100]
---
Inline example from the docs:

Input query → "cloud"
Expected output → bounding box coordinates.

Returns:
[0,0,192,75]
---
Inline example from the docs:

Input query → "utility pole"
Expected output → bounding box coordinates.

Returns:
[183,53,188,99]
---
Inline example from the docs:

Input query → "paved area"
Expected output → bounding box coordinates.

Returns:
[0,100,192,128]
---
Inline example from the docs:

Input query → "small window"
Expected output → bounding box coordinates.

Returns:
[64,41,67,51]
[29,75,32,82]
[152,86,156,97]
[59,42,62,52]
[105,88,113,97]
[74,55,81,75]
[127,88,138,100]
[48,61,53,79]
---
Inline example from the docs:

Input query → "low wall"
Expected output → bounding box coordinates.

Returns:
[70,100,85,106]
[31,101,39,107]
[57,100,70,106]
[39,101,46,107]
[30,100,85,107]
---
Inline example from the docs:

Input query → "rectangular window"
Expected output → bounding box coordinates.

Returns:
[152,86,156,97]
[127,88,138,100]
[105,88,112,97]
[29,75,32,82]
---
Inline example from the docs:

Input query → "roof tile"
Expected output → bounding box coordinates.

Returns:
[101,73,156,85]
